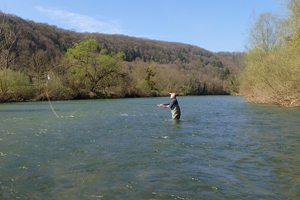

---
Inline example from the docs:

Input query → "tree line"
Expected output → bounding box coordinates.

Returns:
[0,12,243,102]
[240,0,300,107]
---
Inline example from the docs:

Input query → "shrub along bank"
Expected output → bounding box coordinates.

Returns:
[239,0,300,107]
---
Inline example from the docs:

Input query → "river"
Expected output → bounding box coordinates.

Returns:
[0,96,299,199]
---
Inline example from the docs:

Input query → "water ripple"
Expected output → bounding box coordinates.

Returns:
[0,97,299,199]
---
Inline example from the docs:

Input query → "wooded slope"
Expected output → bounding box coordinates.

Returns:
[0,13,243,102]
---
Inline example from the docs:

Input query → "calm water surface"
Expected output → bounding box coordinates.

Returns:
[0,96,300,199]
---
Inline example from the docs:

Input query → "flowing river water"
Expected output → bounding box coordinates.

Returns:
[0,96,300,199]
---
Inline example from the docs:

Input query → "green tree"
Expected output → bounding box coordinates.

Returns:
[0,69,34,101]
[282,0,300,49]
[64,38,125,96]
[211,61,223,68]
[229,76,238,94]
[145,67,156,90]
[186,77,204,95]
[240,11,282,100]
[199,55,203,62]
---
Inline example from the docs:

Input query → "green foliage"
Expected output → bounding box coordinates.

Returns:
[199,55,203,62]
[0,69,35,101]
[178,52,184,62]
[211,61,223,68]
[124,48,141,62]
[229,76,238,94]
[145,67,156,90]
[240,0,300,106]
[184,77,206,95]
[214,67,230,80]
[0,13,243,102]
[46,77,71,100]
[245,12,281,55]
[64,39,124,97]
[282,0,300,51]
[66,38,99,61]
[27,32,33,40]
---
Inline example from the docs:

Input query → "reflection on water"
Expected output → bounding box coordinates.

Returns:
[0,96,300,199]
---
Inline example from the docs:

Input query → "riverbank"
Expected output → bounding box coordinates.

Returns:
[0,91,231,103]
[245,94,300,107]
[3,91,300,108]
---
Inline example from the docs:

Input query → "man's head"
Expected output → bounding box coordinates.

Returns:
[170,93,176,98]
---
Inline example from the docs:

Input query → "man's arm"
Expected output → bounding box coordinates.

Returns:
[157,104,169,107]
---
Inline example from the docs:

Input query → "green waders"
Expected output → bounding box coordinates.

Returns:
[171,104,181,120]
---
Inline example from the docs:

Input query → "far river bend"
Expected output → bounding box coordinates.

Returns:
[0,96,300,199]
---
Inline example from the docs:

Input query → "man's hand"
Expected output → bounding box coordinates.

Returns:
[157,104,169,108]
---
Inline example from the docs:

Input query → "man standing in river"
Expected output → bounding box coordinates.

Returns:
[158,93,181,120]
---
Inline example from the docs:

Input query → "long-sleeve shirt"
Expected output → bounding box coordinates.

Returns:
[163,98,180,110]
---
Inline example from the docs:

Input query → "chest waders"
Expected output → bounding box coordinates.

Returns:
[171,104,181,120]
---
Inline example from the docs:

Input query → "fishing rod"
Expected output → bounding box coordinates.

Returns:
[128,103,157,106]
[46,64,88,118]
[45,64,62,117]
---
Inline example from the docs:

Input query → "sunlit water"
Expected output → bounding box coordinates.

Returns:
[0,96,300,199]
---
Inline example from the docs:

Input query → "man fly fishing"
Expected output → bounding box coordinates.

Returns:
[157,93,181,120]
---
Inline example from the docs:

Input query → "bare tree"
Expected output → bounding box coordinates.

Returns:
[245,11,282,55]
[0,11,21,70]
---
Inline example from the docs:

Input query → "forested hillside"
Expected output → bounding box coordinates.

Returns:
[0,12,243,102]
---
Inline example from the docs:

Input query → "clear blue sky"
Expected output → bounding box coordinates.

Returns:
[2,0,280,52]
